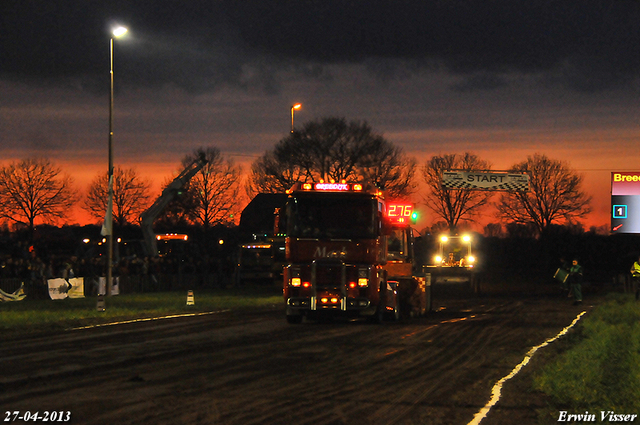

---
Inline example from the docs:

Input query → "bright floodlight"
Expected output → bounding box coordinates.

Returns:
[292,103,301,110]
[112,26,128,38]
[463,235,471,242]
[440,235,448,243]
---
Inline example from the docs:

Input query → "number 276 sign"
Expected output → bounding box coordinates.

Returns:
[387,203,414,224]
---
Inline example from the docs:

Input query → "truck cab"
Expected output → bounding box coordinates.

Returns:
[434,234,475,268]
[281,182,398,323]
[383,202,432,317]
[427,233,478,291]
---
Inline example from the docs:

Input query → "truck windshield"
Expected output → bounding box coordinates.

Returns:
[387,228,408,260]
[287,194,377,239]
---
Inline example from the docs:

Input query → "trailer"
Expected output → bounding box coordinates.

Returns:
[235,193,288,285]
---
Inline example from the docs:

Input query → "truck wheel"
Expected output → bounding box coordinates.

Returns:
[384,292,400,321]
[286,314,303,324]
[472,275,481,295]
[388,303,400,321]
[369,282,388,324]
[369,305,385,324]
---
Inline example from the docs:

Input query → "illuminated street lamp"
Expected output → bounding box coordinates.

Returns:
[105,25,127,299]
[291,103,301,133]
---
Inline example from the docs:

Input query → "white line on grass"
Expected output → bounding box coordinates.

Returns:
[467,310,587,425]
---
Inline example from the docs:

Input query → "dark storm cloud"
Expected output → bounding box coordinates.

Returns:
[2,0,639,92]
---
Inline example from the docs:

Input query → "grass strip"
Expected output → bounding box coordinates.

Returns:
[0,286,283,337]
[534,293,640,416]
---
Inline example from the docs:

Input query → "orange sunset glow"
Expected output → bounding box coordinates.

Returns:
[2,2,639,233]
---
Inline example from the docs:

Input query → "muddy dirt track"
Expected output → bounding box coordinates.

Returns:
[0,292,599,425]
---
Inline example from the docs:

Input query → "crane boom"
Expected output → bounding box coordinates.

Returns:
[139,153,208,257]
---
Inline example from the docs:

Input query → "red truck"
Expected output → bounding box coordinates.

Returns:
[280,181,402,323]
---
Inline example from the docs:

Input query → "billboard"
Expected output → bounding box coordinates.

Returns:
[611,172,640,233]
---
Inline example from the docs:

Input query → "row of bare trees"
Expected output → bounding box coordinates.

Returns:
[83,147,243,230]
[0,158,77,232]
[0,117,591,237]
[0,148,243,234]
[250,118,591,236]
[421,152,592,235]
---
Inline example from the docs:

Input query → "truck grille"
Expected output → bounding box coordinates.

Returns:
[313,261,345,291]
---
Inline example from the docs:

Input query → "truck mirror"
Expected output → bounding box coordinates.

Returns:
[274,208,281,234]
[381,215,393,235]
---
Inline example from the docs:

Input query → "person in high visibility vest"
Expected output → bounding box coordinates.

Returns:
[630,256,640,301]
[568,258,584,305]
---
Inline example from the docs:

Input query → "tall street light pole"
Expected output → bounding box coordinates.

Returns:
[106,25,127,299]
[291,103,301,133]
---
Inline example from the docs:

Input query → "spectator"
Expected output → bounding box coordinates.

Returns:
[630,255,640,301]
[568,258,584,305]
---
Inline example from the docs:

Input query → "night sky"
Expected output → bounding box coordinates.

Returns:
[2,1,639,228]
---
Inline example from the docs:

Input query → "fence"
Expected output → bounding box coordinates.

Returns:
[0,271,233,299]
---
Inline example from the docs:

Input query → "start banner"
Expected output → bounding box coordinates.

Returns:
[442,171,529,192]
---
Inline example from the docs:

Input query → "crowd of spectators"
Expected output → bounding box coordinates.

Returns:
[0,240,236,298]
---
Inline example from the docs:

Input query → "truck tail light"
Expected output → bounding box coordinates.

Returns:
[358,278,368,287]
[349,281,357,288]
[302,281,311,288]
